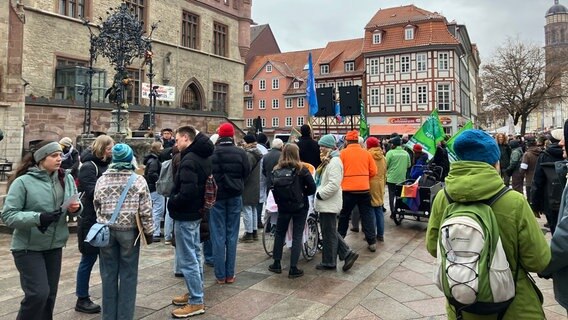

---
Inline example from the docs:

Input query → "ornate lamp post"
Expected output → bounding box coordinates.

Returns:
[83,3,157,135]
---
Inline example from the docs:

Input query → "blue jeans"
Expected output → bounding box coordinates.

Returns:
[164,198,173,241]
[175,219,204,304]
[99,229,140,320]
[151,192,165,237]
[372,206,384,237]
[203,240,213,265]
[209,196,242,280]
[242,205,257,233]
[76,253,98,298]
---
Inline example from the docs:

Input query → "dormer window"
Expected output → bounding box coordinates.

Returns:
[344,61,355,72]
[293,82,300,89]
[372,31,382,44]
[405,26,415,40]
[320,64,329,74]
[266,64,272,73]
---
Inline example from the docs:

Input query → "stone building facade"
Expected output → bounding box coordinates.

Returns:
[1,0,252,163]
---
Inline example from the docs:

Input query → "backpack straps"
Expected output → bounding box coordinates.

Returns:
[484,186,510,207]
[444,186,510,207]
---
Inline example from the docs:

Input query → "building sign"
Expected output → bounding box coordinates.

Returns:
[388,117,421,125]
[141,83,176,102]
[440,116,452,125]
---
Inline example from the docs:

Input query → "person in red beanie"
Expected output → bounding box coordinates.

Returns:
[410,143,428,180]
[366,137,387,242]
[338,130,378,252]
[209,122,250,285]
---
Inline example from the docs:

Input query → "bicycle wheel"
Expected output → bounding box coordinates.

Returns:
[262,221,276,257]
[302,215,319,260]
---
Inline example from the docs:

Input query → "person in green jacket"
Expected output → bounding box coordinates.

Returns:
[426,130,550,320]
[2,140,82,320]
[385,136,411,219]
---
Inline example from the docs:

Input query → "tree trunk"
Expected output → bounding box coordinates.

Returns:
[520,114,529,136]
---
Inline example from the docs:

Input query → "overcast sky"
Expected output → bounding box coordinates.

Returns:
[252,0,556,62]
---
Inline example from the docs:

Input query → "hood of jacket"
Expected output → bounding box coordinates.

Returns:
[81,150,111,167]
[527,146,542,157]
[26,166,58,183]
[445,161,505,202]
[545,143,564,159]
[368,147,384,161]
[183,132,214,159]
[143,152,159,166]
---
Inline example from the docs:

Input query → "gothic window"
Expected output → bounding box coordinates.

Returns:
[182,11,199,49]
[213,22,228,57]
[125,0,146,26]
[59,0,87,18]
[181,83,202,110]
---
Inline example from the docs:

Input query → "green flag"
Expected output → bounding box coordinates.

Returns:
[406,109,445,159]
[359,100,369,139]
[446,120,474,162]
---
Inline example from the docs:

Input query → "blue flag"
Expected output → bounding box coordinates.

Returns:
[306,52,318,116]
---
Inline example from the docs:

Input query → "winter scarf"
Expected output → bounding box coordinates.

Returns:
[315,149,338,186]
[108,162,136,171]
[61,146,75,162]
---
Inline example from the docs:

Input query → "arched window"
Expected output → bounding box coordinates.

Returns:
[181,83,202,110]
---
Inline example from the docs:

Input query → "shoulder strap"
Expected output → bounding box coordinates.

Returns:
[484,186,510,206]
[443,186,509,207]
[90,161,99,178]
[108,174,137,225]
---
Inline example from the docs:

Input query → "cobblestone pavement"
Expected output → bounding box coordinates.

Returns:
[0,210,565,319]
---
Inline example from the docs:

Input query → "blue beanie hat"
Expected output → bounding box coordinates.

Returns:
[112,143,134,163]
[454,129,500,165]
[318,134,336,149]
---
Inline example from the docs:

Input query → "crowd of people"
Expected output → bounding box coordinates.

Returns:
[3,122,568,319]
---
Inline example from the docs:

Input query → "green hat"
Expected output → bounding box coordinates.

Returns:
[318,134,336,149]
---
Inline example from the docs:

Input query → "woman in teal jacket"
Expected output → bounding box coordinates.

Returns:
[2,140,82,320]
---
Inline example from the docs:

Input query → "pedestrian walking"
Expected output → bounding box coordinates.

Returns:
[2,140,82,320]
[314,134,359,272]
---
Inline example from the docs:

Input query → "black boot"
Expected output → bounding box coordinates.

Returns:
[268,260,282,273]
[252,230,259,241]
[288,266,304,279]
[75,297,101,314]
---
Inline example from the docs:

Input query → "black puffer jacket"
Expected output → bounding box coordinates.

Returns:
[168,133,214,221]
[143,153,161,192]
[531,143,564,212]
[77,151,111,255]
[211,137,250,200]
[297,136,321,168]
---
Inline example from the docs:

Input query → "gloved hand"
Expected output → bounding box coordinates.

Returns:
[144,234,153,245]
[38,209,63,233]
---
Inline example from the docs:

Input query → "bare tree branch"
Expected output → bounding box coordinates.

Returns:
[481,38,564,135]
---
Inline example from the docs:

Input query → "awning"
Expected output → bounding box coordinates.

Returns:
[370,124,420,136]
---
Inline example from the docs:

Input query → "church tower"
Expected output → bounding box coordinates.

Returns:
[545,0,568,67]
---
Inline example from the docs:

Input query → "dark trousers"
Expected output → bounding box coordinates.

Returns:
[319,212,351,267]
[272,209,307,268]
[547,209,560,235]
[13,248,62,320]
[387,183,397,216]
[338,191,376,244]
